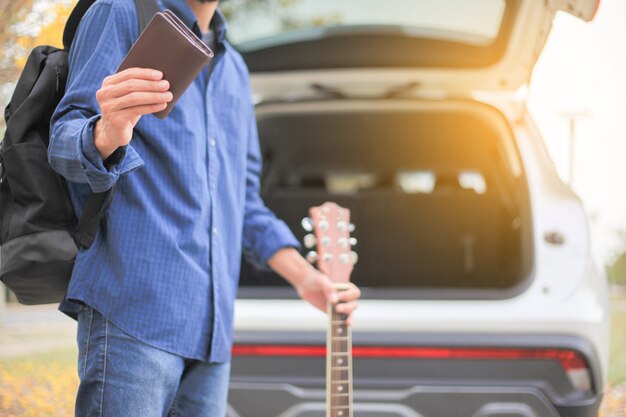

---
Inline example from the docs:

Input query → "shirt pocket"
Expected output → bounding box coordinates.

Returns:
[212,91,249,160]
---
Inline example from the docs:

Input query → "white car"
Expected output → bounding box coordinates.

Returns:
[227,1,610,416]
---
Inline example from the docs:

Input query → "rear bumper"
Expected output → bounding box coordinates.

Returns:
[228,331,604,417]
[229,382,602,417]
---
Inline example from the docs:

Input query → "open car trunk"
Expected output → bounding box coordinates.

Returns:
[231,0,600,100]
[239,99,534,299]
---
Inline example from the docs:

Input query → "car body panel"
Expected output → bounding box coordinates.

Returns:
[241,0,599,100]
[229,331,603,417]
[233,99,610,402]
[229,2,608,415]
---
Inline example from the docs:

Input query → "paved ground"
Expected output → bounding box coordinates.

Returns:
[0,303,76,358]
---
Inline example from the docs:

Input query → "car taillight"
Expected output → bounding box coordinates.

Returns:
[233,345,325,357]
[232,345,592,392]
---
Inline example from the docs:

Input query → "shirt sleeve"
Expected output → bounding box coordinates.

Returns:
[241,102,302,270]
[48,1,145,193]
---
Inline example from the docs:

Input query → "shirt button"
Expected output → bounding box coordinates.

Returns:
[212,227,218,235]
[210,138,216,147]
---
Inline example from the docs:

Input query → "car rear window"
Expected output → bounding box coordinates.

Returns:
[224,0,506,47]
[238,106,533,299]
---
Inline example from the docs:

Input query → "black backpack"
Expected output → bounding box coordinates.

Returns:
[0,0,158,305]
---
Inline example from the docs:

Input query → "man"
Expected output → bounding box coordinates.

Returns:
[48,0,361,415]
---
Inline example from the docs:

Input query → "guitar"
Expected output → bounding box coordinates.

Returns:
[302,202,358,417]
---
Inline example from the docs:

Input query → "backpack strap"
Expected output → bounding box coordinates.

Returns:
[63,0,159,50]
[62,0,97,51]
[71,0,160,250]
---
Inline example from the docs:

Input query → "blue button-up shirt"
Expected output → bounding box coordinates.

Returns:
[48,0,300,363]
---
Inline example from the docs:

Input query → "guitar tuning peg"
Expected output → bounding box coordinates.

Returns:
[301,217,313,232]
[306,251,318,263]
[348,223,355,232]
[349,237,357,246]
[322,253,333,262]
[349,251,358,265]
[339,253,349,264]
[303,234,317,249]
[318,219,329,231]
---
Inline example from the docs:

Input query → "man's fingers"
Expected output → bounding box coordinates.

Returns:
[102,67,163,87]
[335,300,358,315]
[335,285,359,327]
[116,102,168,119]
[105,78,170,99]
[336,284,361,303]
[104,91,172,113]
[326,284,339,304]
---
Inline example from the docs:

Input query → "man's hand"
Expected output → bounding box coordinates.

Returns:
[267,248,361,326]
[295,269,361,326]
[94,67,172,159]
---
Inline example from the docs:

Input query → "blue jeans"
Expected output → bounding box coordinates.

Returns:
[75,305,230,417]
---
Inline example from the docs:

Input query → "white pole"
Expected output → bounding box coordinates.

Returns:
[568,116,577,186]
[558,109,590,188]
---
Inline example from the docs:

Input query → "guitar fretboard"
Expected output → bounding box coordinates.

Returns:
[327,302,352,417]
[305,202,355,417]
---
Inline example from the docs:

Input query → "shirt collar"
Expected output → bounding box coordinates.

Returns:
[160,0,228,43]
[212,8,228,43]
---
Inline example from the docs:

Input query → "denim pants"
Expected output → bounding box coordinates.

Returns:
[75,305,230,417]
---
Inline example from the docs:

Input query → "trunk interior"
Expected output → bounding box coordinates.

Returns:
[239,99,534,298]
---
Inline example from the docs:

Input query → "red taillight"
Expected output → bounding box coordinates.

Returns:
[232,345,326,357]
[233,345,586,370]
[355,346,589,371]
[232,344,592,391]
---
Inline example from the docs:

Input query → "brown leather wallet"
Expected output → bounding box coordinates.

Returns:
[116,10,214,119]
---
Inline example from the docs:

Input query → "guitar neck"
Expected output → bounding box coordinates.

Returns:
[327,283,353,417]
[304,201,356,417]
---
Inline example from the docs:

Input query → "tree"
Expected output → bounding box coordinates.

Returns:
[0,0,75,136]
[0,0,35,81]
[606,229,626,287]
[13,2,75,68]
[607,252,626,287]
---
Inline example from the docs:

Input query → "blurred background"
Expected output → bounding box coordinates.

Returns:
[0,0,624,416]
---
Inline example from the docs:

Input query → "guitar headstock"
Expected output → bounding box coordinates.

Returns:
[302,202,357,283]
